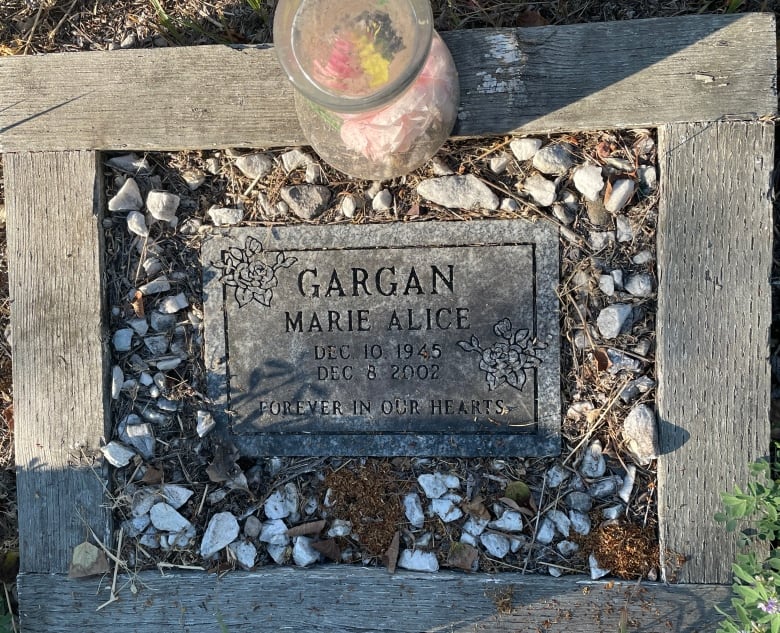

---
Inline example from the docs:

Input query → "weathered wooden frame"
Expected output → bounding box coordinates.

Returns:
[0,13,776,632]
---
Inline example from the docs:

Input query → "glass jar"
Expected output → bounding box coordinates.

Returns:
[273,0,459,181]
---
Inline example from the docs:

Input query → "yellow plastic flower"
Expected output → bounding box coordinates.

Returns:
[354,35,390,88]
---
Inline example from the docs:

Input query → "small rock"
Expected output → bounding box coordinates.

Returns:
[599,274,615,296]
[596,304,633,339]
[264,484,299,520]
[229,540,257,570]
[489,153,510,174]
[580,440,607,478]
[101,441,135,467]
[557,540,579,557]
[548,565,563,577]
[122,515,151,538]
[111,365,124,400]
[605,179,635,213]
[292,536,319,567]
[125,422,155,459]
[182,169,206,190]
[462,517,489,537]
[127,211,149,237]
[552,203,575,225]
[573,164,604,201]
[108,153,152,175]
[585,198,611,227]
[611,269,624,288]
[509,138,542,161]
[109,178,143,212]
[150,502,192,533]
[159,292,189,314]
[280,149,313,173]
[535,517,555,544]
[235,153,273,180]
[523,173,556,207]
[267,544,288,565]
[150,311,176,330]
[341,195,357,218]
[489,511,524,532]
[161,484,193,509]
[430,157,454,175]
[623,404,660,465]
[139,276,171,295]
[546,510,570,537]
[480,533,510,559]
[417,473,449,499]
[143,334,168,356]
[126,318,149,336]
[632,250,654,265]
[604,156,634,172]
[208,206,244,226]
[403,493,425,528]
[606,348,641,375]
[500,198,519,212]
[281,185,332,220]
[327,519,352,538]
[154,356,181,371]
[196,410,216,437]
[146,191,180,223]
[587,476,621,498]
[589,230,615,251]
[397,550,439,572]
[259,519,289,546]
[603,505,624,520]
[619,465,636,503]
[625,273,654,297]
[568,510,591,536]
[205,157,220,175]
[304,163,323,184]
[545,464,569,488]
[532,143,574,175]
[589,553,610,580]
[244,515,262,539]
[431,498,463,523]
[200,512,239,558]
[416,175,499,210]
[113,328,133,352]
[372,189,393,211]
[638,165,657,191]
[565,491,593,513]
[616,215,634,242]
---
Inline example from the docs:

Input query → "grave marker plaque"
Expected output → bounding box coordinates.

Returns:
[202,220,560,456]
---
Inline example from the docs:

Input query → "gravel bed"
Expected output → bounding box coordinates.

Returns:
[101,131,664,581]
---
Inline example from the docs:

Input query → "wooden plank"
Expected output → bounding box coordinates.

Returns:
[0,13,775,153]
[656,121,773,584]
[5,151,111,574]
[18,568,732,632]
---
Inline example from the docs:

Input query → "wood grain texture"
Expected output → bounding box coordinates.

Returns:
[0,13,775,152]
[5,151,111,573]
[657,122,773,584]
[18,568,731,632]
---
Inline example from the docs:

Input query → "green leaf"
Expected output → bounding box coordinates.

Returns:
[735,585,761,603]
[772,616,780,633]
[732,563,755,585]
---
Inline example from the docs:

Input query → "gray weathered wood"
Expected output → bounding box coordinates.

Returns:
[5,151,111,573]
[657,121,773,584]
[0,13,775,152]
[18,568,731,632]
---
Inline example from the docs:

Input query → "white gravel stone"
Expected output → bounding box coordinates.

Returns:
[611,269,624,288]
[546,510,571,538]
[143,334,168,356]
[125,422,155,459]
[632,250,654,265]
[293,536,320,567]
[623,404,660,465]
[122,515,151,538]
[327,519,352,538]
[552,203,575,225]
[565,491,592,512]
[208,206,244,226]
[127,211,149,237]
[159,292,189,314]
[146,190,180,223]
[235,153,273,180]
[460,532,477,546]
[126,318,149,336]
[545,464,569,488]
[573,164,604,201]
[113,328,133,352]
[599,274,615,296]
[490,510,524,532]
[625,273,654,297]
[589,230,615,251]
[509,137,542,161]
[462,516,489,537]
[101,441,135,467]
[264,483,299,520]
[142,257,162,277]
[431,498,463,523]
[229,540,257,570]
[587,476,621,498]
[535,517,555,544]
[596,303,633,339]
[430,157,453,175]
[267,544,288,565]
[580,440,607,478]
[416,175,499,210]
[150,502,192,533]
[568,510,591,536]
[244,516,262,539]
[500,198,519,212]
[259,519,289,546]
[557,540,579,557]
[397,550,439,572]
[304,163,324,184]
[109,178,143,212]
[200,512,239,558]
[605,178,635,213]
[619,465,636,503]
[341,195,357,218]
[154,356,181,371]
[161,484,193,510]
[281,185,332,220]
[490,153,511,174]
[417,473,449,499]
[372,189,393,211]
[589,553,610,580]
[280,149,313,173]
[403,493,425,528]
[196,410,216,437]
[150,311,176,330]
[532,143,574,175]
[616,215,634,242]
[111,365,124,399]
[480,533,511,559]
[182,169,206,190]
[523,173,556,207]
[108,153,152,175]
[603,505,625,520]
[638,165,657,191]
[139,276,171,295]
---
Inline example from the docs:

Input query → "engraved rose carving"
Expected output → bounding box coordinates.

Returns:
[459,318,544,392]
[214,236,297,308]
